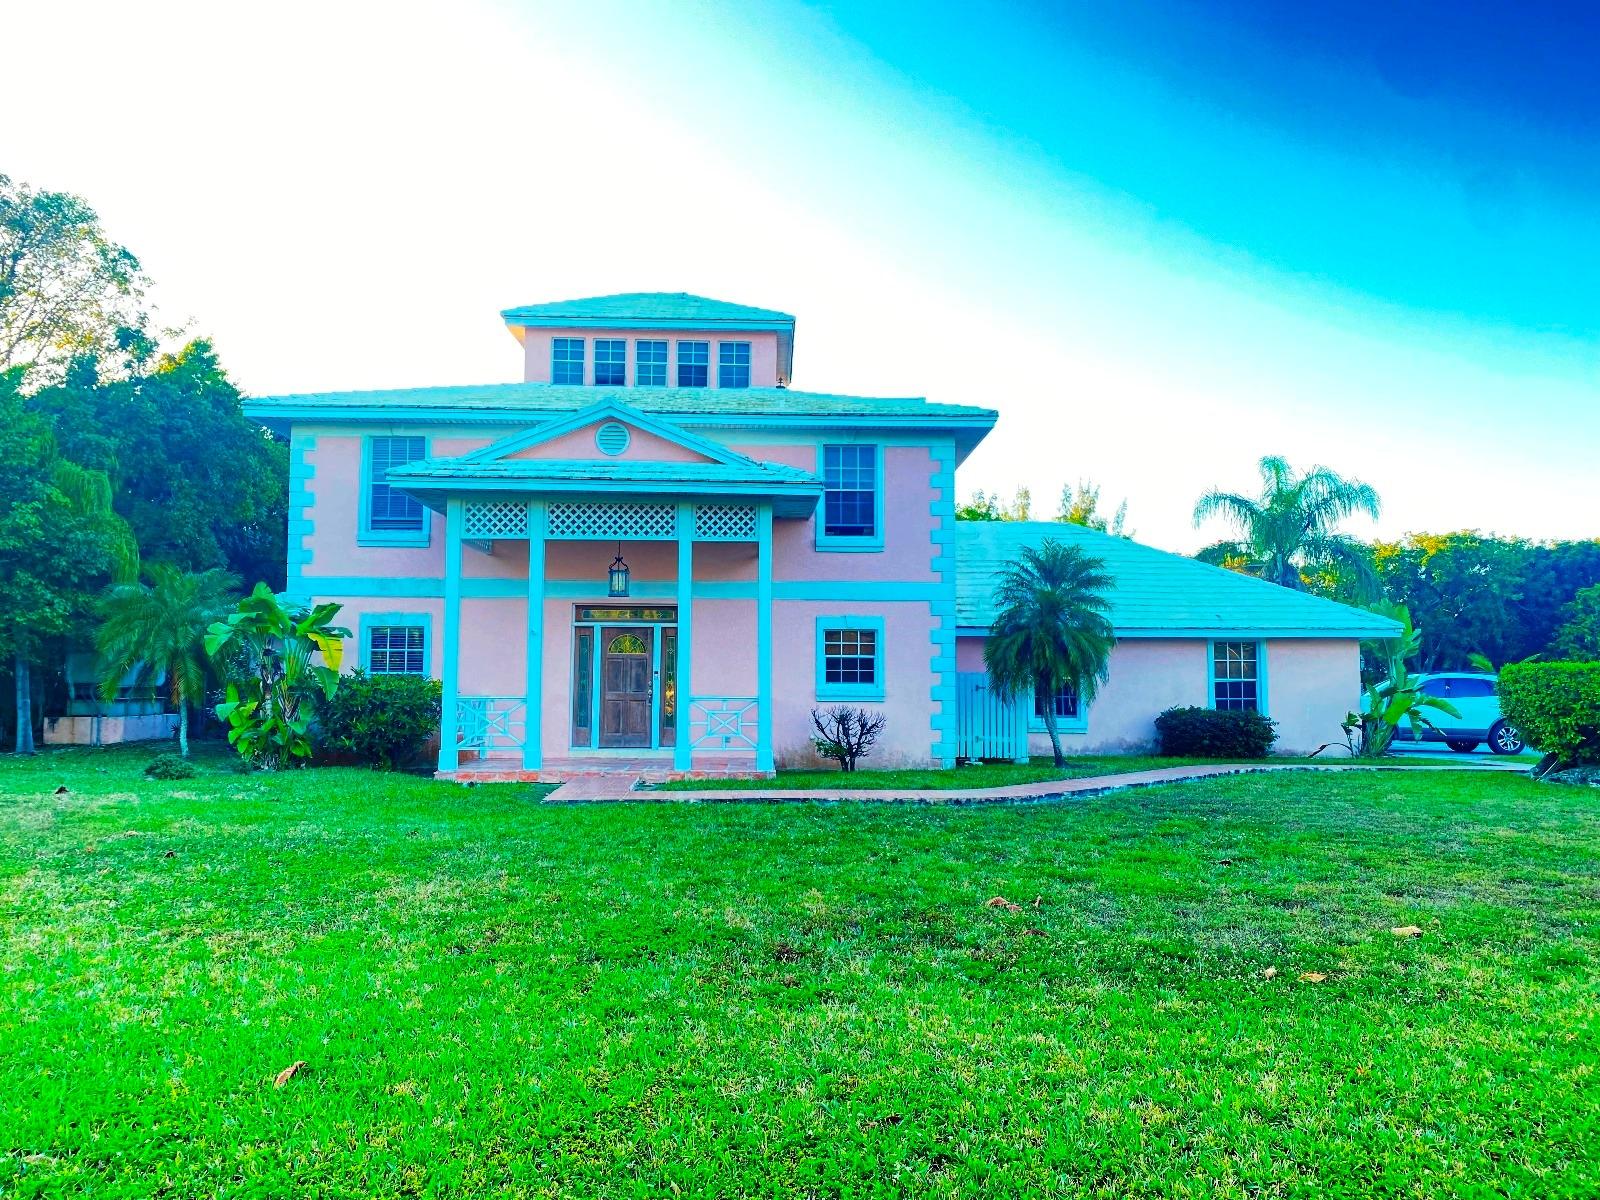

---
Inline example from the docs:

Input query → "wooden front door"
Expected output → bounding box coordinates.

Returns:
[599,627,653,748]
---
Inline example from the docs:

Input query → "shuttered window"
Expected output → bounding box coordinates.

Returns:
[368,436,426,532]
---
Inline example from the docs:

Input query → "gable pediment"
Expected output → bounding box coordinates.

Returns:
[458,399,743,468]
[502,417,715,464]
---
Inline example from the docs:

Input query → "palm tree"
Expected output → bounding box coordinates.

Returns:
[97,564,237,756]
[1192,455,1380,595]
[984,539,1116,767]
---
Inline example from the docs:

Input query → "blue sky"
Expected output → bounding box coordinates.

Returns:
[3,0,1596,549]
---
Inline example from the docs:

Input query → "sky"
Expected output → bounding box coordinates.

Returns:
[4,0,1597,552]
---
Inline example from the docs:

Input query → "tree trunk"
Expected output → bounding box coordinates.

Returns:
[1041,698,1065,768]
[178,700,190,758]
[14,654,35,755]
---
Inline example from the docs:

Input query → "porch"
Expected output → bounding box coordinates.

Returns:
[430,497,788,780]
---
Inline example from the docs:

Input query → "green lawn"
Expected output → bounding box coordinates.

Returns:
[3,745,1596,1197]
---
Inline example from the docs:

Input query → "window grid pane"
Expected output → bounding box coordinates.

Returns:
[552,337,585,385]
[677,341,708,387]
[369,625,425,675]
[718,341,751,388]
[822,445,877,538]
[1034,684,1079,720]
[1212,642,1259,711]
[369,436,426,531]
[823,628,877,685]
[594,339,626,386]
[636,339,667,386]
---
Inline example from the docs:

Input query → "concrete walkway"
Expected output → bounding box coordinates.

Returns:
[543,758,1530,804]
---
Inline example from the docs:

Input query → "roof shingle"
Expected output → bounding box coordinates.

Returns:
[957,521,1401,639]
[500,292,794,326]
[244,382,995,423]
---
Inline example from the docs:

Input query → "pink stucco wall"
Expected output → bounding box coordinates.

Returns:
[737,443,940,584]
[519,327,781,387]
[300,426,942,589]
[298,417,949,770]
[956,635,1361,756]
[1262,638,1362,753]
[771,601,938,767]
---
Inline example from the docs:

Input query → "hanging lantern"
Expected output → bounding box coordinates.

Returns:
[608,543,630,597]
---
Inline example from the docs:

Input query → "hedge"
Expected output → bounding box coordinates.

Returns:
[314,671,443,769]
[1154,706,1278,759]
[1497,661,1600,766]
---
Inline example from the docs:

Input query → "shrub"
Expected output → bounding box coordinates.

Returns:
[314,670,442,769]
[145,751,196,780]
[1498,661,1600,767]
[810,706,887,772]
[1154,706,1277,759]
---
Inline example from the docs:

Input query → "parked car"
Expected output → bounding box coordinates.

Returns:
[1395,673,1525,754]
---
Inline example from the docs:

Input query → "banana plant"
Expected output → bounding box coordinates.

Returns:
[205,584,349,769]
[1342,601,1460,757]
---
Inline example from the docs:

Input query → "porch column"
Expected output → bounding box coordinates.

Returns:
[756,503,774,772]
[674,501,694,771]
[524,499,545,771]
[438,497,463,772]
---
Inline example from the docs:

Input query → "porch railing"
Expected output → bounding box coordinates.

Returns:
[456,696,527,753]
[688,697,759,751]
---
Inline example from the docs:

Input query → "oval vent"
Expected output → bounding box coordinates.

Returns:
[595,421,631,456]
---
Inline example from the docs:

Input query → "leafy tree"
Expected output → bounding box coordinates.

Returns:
[1056,480,1130,537]
[984,539,1116,767]
[1,174,149,386]
[957,486,1032,522]
[34,340,288,589]
[0,369,137,752]
[205,585,348,769]
[96,565,238,757]
[1550,584,1600,661]
[1193,455,1380,596]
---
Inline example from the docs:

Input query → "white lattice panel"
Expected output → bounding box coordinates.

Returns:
[463,500,529,538]
[694,504,758,541]
[546,502,678,540]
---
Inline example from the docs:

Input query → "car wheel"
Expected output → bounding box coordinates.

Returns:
[1489,721,1524,756]
[1446,739,1479,753]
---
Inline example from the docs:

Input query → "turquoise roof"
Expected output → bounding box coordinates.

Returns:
[388,454,821,518]
[500,292,794,328]
[389,457,816,488]
[956,522,1402,639]
[244,382,995,426]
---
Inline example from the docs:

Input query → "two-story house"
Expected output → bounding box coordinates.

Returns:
[245,292,1396,780]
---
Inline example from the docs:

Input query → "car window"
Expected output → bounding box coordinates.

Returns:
[1451,678,1496,698]
[1419,678,1451,697]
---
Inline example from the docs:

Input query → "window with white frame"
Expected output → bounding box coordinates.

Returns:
[366,436,426,535]
[677,340,709,387]
[818,620,884,702]
[1212,641,1261,711]
[594,339,626,386]
[635,339,667,386]
[367,624,425,675]
[1034,683,1079,722]
[821,444,879,540]
[718,341,751,388]
[552,337,585,384]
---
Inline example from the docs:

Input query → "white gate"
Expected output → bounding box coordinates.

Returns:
[955,672,1029,762]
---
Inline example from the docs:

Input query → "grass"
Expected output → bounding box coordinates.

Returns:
[3,744,1596,1197]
